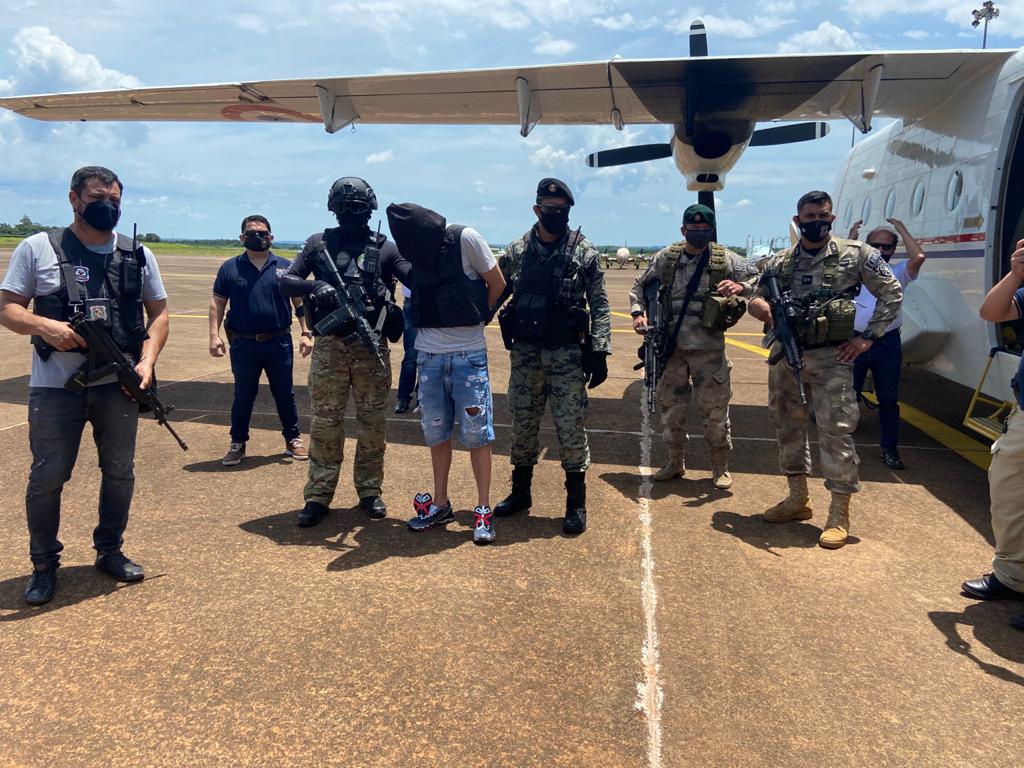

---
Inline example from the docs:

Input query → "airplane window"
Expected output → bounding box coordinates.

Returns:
[861,197,871,224]
[884,189,896,219]
[946,169,964,212]
[911,181,926,218]
[842,201,853,227]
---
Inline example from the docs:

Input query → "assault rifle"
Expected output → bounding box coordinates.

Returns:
[65,313,189,451]
[760,267,807,405]
[633,278,665,413]
[311,246,385,370]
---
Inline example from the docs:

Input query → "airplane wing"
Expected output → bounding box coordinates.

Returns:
[0,50,1014,133]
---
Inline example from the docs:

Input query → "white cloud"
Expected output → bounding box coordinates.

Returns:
[480,205,497,212]
[842,0,1024,38]
[657,203,672,214]
[777,22,865,53]
[593,13,635,30]
[138,195,169,205]
[366,149,394,164]
[234,14,265,32]
[734,198,752,208]
[666,12,794,39]
[10,26,142,92]
[903,30,930,40]
[532,33,577,56]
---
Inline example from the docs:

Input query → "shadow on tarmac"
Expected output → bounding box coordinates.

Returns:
[0,565,153,622]
[709,510,861,556]
[240,506,565,572]
[183,454,297,472]
[929,602,1024,687]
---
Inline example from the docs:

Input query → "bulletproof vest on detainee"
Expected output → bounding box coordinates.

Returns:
[511,231,585,346]
[32,228,147,361]
[410,225,490,328]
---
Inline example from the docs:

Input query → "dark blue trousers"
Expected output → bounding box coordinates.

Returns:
[853,329,902,450]
[228,335,300,443]
[26,383,139,567]
[397,302,418,401]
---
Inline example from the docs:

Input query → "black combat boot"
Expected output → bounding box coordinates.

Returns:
[563,470,587,535]
[495,465,533,517]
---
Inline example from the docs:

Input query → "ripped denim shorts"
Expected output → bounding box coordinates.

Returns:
[416,348,495,448]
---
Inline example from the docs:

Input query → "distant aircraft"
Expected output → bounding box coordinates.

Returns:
[1,21,1020,435]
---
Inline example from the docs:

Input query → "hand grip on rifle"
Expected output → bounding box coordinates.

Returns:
[760,268,806,405]
[313,249,385,370]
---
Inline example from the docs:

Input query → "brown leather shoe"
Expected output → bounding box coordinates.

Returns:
[286,436,309,461]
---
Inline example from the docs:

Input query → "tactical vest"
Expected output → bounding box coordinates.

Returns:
[315,229,392,323]
[510,231,586,346]
[777,239,859,345]
[658,242,745,331]
[410,225,490,328]
[32,228,146,361]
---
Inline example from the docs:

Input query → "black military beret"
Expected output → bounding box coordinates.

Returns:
[536,177,575,206]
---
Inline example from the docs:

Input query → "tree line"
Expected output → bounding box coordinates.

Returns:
[0,215,161,242]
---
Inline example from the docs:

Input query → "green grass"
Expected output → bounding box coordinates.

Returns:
[0,235,297,259]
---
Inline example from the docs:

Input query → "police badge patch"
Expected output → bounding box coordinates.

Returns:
[275,268,287,278]
[865,252,893,278]
[73,266,89,283]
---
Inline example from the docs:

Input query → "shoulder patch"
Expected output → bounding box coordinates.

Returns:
[864,251,893,278]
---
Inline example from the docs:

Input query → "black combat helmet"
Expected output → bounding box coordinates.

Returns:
[328,176,378,216]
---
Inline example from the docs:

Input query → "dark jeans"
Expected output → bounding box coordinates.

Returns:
[397,302,418,401]
[229,334,299,442]
[26,383,139,567]
[853,329,902,450]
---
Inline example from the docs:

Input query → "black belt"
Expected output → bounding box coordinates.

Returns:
[228,328,290,342]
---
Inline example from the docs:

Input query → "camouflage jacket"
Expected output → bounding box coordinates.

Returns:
[499,226,612,354]
[757,236,903,338]
[629,242,758,352]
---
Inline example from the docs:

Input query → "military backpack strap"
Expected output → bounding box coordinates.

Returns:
[819,240,841,294]
[47,228,86,306]
[707,243,728,288]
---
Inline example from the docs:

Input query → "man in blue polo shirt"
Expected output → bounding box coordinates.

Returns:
[962,238,1024,631]
[209,215,312,465]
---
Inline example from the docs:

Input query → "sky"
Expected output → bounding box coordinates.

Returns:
[0,0,1021,247]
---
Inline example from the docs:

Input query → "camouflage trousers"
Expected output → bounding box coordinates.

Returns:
[768,346,861,494]
[508,342,590,472]
[656,348,733,456]
[304,335,391,504]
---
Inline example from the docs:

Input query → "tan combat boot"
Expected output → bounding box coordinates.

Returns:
[652,451,686,482]
[763,474,812,523]
[711,449,733,490]
[819,493,851,549]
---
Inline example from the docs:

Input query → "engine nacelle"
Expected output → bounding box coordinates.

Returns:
[672,120,754,191]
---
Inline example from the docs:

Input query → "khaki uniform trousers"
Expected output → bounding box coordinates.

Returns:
[990,406,1024,591]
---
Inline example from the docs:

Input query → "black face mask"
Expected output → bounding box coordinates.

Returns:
[799,219,831,243]
[539,210,569,235]
[244,233,271,252]
[684,229,713,250]
[337,211,371,235]
[81,199,120,231]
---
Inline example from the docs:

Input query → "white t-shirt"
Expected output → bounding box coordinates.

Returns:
[854,260,914,334]
[414,227,496,354]
[0,231,167,388]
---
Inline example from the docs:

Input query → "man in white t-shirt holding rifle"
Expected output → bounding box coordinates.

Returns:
[848,217,926,470]
[386,203,506,544]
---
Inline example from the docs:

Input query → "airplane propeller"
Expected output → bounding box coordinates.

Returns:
[584,19,831,182]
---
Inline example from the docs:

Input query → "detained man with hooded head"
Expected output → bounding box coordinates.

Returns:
[386,202,506,545]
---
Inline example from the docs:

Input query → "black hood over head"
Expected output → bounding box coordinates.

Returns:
[386,202,446,272]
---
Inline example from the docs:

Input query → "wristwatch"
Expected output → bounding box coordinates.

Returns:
[860,329,879,342]
[301,331,314,338]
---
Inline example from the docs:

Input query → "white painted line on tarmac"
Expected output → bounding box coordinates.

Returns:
[0,420,27,432]
[635,394,663,768]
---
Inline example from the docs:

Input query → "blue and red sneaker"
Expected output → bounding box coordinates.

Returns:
[473,505,496,545]
[407,492,455,532]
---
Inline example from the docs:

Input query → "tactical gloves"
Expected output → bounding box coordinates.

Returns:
[309,280,340,312]
[586,352,609,389]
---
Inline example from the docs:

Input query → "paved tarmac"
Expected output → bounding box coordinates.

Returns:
[0,250,1021,767]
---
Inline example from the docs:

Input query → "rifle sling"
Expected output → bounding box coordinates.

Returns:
[662,249,710,361]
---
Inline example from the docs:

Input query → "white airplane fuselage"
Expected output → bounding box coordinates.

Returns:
[832,47,1024,404]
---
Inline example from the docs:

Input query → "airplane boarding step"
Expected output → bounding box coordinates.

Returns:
[963,348,1016,441]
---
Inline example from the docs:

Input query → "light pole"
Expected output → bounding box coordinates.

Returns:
[972,1,1000,49]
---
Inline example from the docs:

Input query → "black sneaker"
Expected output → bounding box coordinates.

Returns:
[880,448,905,470]
[407,492,455,531]
[394,397,412,414]
[298,500,329,527]
[473,506,496,545]
[24,565,58,606]
[95,551,145,582]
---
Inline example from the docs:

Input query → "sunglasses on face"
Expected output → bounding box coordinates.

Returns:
[243,230,270,238]
[538,204,570,215]
[867,241,897,251]
[339,200,372,214]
